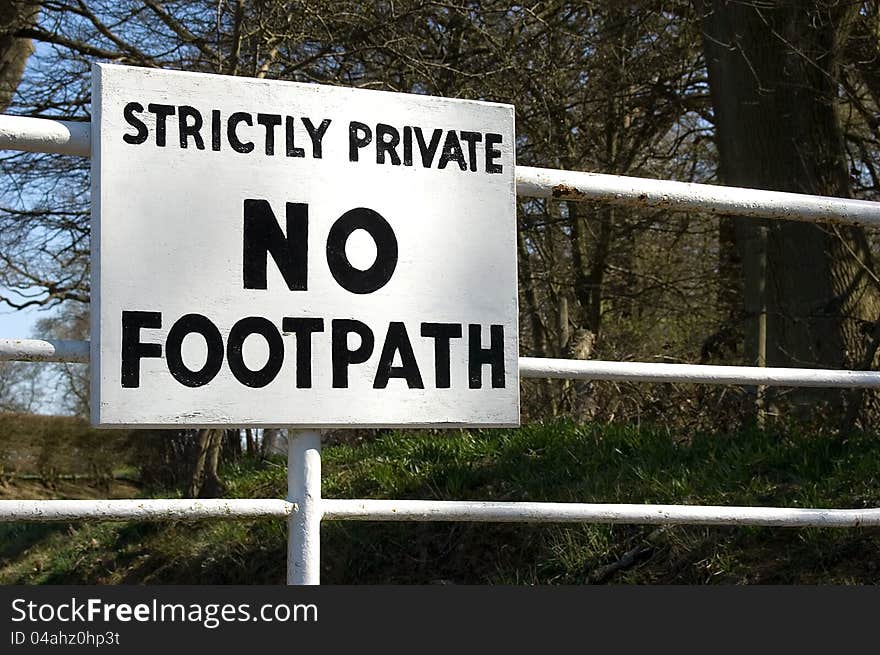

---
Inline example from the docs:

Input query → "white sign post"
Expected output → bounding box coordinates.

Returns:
[91,64,519,428]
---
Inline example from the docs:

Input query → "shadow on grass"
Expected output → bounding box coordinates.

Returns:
[3,421,880,584]
[0,523,72,562]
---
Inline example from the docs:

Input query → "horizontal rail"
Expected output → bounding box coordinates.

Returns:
[321,499,880,527]
[3,339,879,389]
[2,115,880,225]
[0,499,292,522]
[0,115,89,157]
[518,356,880,388]
[1,498,877,528]
[517,167,880,227]
[0,338,89,363]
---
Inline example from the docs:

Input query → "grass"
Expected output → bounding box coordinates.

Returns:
[0,420,878,584]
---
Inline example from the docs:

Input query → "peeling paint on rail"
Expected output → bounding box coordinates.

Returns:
[517,166,880,226]
[0,338,89,363]
[0,499,293,522]
[3,498,878,529]
[321,499,880,527]
[0,115,90,157]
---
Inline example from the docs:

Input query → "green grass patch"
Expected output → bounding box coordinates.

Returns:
[1,421,878,584]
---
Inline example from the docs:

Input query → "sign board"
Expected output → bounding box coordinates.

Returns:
[90,64,519,428]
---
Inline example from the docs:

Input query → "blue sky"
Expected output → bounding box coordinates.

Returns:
[0,281,62,339]
[0,303,49,339]
[1,301,71,415]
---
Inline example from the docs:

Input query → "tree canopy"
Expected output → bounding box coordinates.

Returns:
[2,1,880,431]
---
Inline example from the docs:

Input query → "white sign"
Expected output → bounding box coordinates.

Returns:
[90,64,519,428]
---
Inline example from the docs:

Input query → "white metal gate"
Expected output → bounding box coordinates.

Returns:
[2,114,880,585]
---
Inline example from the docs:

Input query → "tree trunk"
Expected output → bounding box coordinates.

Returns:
[700,216,743,366]
[261,428,286,457]
[223,428,242,461]
[517,228,549,357]
[199,430,224,498]
[701,0,880,424]
[186,428,224,498]
[567,5,629,339]
[0,1,39,112]
[569,201,614,335]
[186,429,211,498]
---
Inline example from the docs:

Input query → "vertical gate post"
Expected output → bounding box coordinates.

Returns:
[287,430,322,585]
